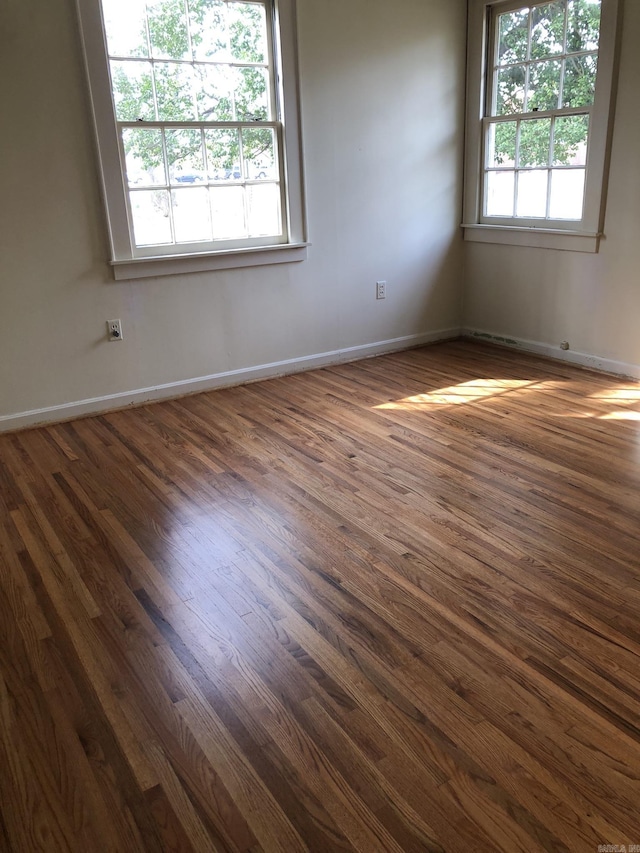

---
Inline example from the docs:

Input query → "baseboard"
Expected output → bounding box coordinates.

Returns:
[0,327,461,433]
[463,328,640,380]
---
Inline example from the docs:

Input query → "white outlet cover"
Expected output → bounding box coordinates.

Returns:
[107,319,123,341]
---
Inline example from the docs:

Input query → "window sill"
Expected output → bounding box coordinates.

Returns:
[111,242,309,281]
[461,224,601,253]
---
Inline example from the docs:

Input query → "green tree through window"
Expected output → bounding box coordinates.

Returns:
[493,0,601,168]
[484,0,602,221]
[110,0,272,176]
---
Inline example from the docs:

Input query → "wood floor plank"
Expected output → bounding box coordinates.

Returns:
[1,341,639,851]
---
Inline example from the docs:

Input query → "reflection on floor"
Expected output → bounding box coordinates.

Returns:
[1,340,639,852]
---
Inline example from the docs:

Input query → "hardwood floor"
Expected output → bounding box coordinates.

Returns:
[1,340,639,852]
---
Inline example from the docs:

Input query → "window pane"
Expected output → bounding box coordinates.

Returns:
[566,0,602,52]
[516,170,549,217]
[130,191,172,245]
[486,171,515,216]
[147,0,189,60]
[242,128,277,180]
[553,114,590,165]
[497,9,529,65]
[495,65,526,115]
[205,129,240,181]
[562,55,598,107]
[122,129,166,186]
[165,129,205,184]
[210,187,247,239]
[229,2,268,63]
[247,184,281,237]
[531,1,565,59]
[196,66,233,121]
[155,63,197,120]
[487,122,517,168]
[549,169,586,218]
[102,0,148,57]
[478,0,607,229]
[110,61,155,121]
[172,188,212,242]
[232,67,270,121]
[519,118,552,167]
[189,0,228,61]
[527,60,562,112]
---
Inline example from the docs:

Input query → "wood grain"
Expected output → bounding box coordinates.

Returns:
[1,340,639,851]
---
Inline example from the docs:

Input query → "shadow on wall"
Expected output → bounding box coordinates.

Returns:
[406,232,464,335]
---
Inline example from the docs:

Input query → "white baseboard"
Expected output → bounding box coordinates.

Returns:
[0,327,461,433]
[463,328,640,380]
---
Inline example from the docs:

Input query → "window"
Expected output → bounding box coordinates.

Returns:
[76,0,307,278]
[463,0,620,251]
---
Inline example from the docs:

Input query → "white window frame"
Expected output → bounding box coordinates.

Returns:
[76,0,307,279]
[462,0,621,253]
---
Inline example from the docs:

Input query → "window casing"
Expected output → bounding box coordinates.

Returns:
[76,0,307,279]
[463,0,621,252]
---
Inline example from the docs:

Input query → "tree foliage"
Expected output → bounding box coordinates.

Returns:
[108,0,273,180]
[494,0,601,167]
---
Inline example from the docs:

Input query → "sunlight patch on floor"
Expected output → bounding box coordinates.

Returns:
[587,387,640,418]
[598,411,640,421]
[589,387,640,402]
[374,379,543,411]
[374,377,640,421]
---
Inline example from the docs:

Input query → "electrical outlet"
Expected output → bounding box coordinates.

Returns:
[560,340,570,351]
[376,280,386,300]
[107,319,123,341]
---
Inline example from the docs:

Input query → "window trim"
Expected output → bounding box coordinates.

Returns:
[76,0,307,278]
[462,0,621,252]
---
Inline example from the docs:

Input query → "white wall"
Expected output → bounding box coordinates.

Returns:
[463,1,640,374]
[0,0,467,425]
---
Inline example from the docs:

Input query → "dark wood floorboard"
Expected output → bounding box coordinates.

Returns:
[1,340,639,851]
